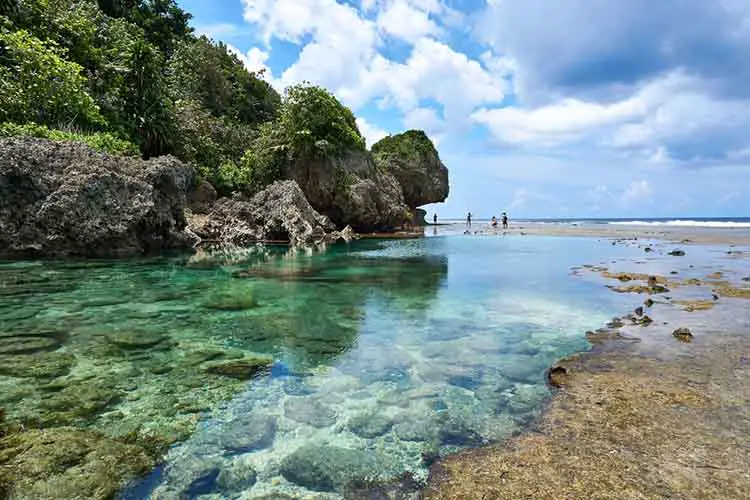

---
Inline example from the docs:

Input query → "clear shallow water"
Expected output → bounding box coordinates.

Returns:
[1,236,640,499]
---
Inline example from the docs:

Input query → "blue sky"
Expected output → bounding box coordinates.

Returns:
[178,0,750,219]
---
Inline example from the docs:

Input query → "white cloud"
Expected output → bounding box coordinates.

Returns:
[472,97,644,146]
[240,0,505,136]
[356,117,388,147]
[473,71,750,163]
[376,0,442,42]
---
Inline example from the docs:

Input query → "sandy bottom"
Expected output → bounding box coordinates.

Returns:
[424,236,750,499]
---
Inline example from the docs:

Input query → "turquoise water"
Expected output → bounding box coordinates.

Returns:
[1,235,639,499]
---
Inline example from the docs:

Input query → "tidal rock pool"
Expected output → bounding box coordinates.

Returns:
[1,235,638,499]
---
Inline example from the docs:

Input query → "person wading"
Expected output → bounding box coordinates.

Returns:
[466,212,472,229]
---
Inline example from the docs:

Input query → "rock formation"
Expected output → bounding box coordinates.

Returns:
[372,130,449,210]
[286,130,449,231]
[0,137,195,258]
[0,128,449,257]
[187,180,337,246]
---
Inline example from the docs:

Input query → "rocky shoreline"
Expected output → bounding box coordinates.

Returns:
[424,238,750,499]
[0,133,448,259]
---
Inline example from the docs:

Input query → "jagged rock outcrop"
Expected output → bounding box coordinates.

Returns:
[188,180,337,246]
[372,130,449,209]
[286,131,448,231]
[286,150,411,231]
[0,137,195,258]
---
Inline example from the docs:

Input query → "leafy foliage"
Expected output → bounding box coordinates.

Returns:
[168,37,280,126]
[371,130,438,163]
[279,83,365,159]
[0,26,104,128]
[0,122,139,155]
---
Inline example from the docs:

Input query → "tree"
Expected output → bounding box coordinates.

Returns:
[0,26,104,128]
[121,38,174,157]
[168,37,280,126]
[130,0,191,56]
[279,83,365,159]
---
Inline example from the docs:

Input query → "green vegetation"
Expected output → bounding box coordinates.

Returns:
[1,1,371,196]
[0,122,138,155]
[372,130,438,163]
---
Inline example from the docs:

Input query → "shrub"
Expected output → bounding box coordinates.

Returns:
[279,83,365,159]
[0,122,139,156]
[0,26,104,128]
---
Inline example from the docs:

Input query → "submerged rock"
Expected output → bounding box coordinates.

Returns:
[0,336,61,355]
[668,249,686,256]
[0,137,195,258]
[0,428,154,500]
[213,414,277,453]
[347,411,393,438]
[204,355,274,380]
[106,330,167,350]
[0,353,75,379]
[203,291,259,311]
[216,461,258,494]
[283,396,337,428]
[280,444,382,492]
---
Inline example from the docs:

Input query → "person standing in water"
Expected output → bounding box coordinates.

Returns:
[502,212,509,229]
[466,212,472,229]
[433,213,438,225]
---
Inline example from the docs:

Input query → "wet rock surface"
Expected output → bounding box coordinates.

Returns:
[0,137,195,258]
[0,428,155,500]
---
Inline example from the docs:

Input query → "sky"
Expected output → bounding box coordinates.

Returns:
[177,0,750,219]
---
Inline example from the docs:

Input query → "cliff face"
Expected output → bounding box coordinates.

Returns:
[285,151,410,232]
[372,130,449,210]
[0,138,195,258]
[0,128,450,258]
[287,131,449,232]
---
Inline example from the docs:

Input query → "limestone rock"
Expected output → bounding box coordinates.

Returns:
[286,150,412,231]
[187,180,217,214]
[372,130,449,209]
[188,180,336,246]
[0,137,195,258]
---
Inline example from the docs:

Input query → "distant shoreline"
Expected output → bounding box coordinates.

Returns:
[426,222,750,246]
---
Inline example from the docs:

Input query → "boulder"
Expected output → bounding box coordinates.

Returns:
[372,130,449,210]
[286,150,412,231]
[188,180,336,246]
[0,137,195,258]
[187,180,218,214]
[279,444,383,492]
